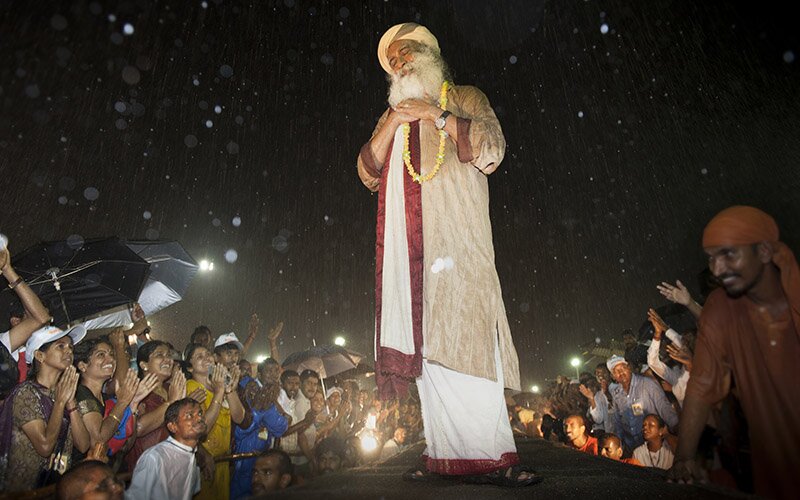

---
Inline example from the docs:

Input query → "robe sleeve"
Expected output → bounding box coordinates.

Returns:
[356,108,393,192]
[452,86,506,174]
[685,302,732,405]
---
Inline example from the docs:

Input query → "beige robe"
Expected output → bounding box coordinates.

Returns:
[357,85,521,390]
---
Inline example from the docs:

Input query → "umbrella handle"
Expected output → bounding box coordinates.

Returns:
[48,268,62,291]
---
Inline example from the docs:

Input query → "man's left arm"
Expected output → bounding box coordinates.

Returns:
[648,379,679,431]
[448,86,506,174]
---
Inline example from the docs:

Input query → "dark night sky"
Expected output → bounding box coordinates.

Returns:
[1,0,798,388]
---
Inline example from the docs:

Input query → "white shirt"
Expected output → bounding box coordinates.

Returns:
[588,390,610,432]
[278,387,295,416]
[633,442,674,470]
[126,436,201,500]
[0,330,25,361]
[647,330,689,406]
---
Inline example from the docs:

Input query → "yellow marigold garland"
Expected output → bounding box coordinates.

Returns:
[403,81,449,183]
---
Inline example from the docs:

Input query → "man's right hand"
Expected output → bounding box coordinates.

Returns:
[667,458,708,484]
[657,280,692,306]
[647,308,668,340]
[578,384,594,400]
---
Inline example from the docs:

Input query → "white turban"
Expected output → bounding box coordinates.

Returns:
[377,23,440,74]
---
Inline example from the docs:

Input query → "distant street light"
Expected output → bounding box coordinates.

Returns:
[199,259,214,272]
[570,357,581,379]
[256,354,267,363]
[334,336,346,347]
[530,385,540,394]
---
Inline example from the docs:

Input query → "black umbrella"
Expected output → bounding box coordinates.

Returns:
[2,237,150,328]
[81,240,198,329]
[282,345,365,379]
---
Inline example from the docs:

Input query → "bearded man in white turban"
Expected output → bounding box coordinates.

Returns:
[356,23,538,487]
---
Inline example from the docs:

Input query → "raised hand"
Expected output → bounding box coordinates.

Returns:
[131,303,146,323]
[131,373,160,407]
[267,321,284,341]
[56,366,80,407]
[188,387,207,404]
[647,308,668,340]
[116,369,140,406]
[108,327,126,349]
[168,370,187,403]
[666,343,693,368]
[578,384,594,400]
[248,314,260,336]
[210,363,227,396]
[0,246,9,272]
[657,280,692,306]
[226,365,241,393]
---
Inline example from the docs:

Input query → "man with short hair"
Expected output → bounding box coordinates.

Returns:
[671,206,800,500]
[190,326,212,350]
[379,426,408,461]
[126,398,206,500]
[214,332,243,370]
[251,449,293,495]
[57,460,124,500]
[315,436,346,475]
[356,22,533,487]
[563,415,597,455]
[258,357,281,387]
[600,434,642,466]
[295,369,319,421]
[607,355,677,451]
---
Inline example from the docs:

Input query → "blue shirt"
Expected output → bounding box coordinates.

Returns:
[610,373,678,450]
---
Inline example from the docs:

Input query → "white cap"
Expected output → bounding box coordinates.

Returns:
[214,332,243,351]
[606,355,627,372]
[326,387,343,399]
[26,325,87,364]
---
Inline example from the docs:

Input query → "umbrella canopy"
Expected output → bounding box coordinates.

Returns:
[82,240,198,330]
[3,237,150,328]
[281,345,365,379]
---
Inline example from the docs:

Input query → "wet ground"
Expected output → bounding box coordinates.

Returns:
[267,437,751,499]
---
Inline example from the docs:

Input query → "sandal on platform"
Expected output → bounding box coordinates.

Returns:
[402,467,439,482]
[463,465,542,488]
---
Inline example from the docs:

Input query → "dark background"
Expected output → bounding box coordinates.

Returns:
[1,0,798,388]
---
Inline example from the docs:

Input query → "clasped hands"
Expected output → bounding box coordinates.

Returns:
[392,98,441,125]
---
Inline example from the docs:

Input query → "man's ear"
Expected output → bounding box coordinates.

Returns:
[279,473,292,489]
[166,421,178,435]
[757,241,774,264]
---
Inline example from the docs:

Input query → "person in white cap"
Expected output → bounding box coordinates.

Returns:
[356,23,535,487]
[606,354,678,453]
[0,324,90,491]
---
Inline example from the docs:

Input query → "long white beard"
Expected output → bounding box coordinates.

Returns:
[387,50,445,108]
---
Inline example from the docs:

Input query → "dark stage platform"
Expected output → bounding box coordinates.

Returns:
[268,437,750,499]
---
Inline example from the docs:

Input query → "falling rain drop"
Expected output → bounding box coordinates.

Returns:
[219,64,234,78]
[121,66,141,85]
[123,23,134,35]
[600,23,609,34]
[225,249,238,263]
[205,120,213,128]
[184,134,198,148]
[83,187,100,201]
[66,234,85,249]
[143,211,152,220]
[232,216,242,227]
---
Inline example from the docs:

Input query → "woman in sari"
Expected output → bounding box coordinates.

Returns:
[73,333,159,464]
[184,343,244,500]
[0,326,90,491]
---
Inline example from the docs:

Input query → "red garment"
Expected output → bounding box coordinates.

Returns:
[622,458,642,466]
[123,390,168,471]
[575,435,598,455]
[687,289,800,500]
[16,352,26,382]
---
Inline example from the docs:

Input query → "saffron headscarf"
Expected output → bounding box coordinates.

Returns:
[377,23,440,74]
[703,205,800,334]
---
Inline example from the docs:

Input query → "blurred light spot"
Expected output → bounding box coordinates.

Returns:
[122,66,141,85]
[193,78,200,86]
[123,23,134,35]
[509,55,518,64]
[784,51,795,64]
[320,53,334,65]
[58,196,68,205]
[108,14,117,22]
[114,101,127,113]
[115,118,128,130]
[226,141,239,154]
[600,23,609,34]
[50,14,68,30]
[339,7,350,18]
[701,168,708,175]
[214,105,222,114]
[143,211,152,220]
[205,120,213,128]
[83,187,100,201]
[225,249,238,263]
[212,218,221,227]
[577,111,584,118]
[25,84,40,98]
[184,134,198,148]
[232,216,242,227]
[66,234,85,249]
[219,64,234,78]
[145,228,159,240]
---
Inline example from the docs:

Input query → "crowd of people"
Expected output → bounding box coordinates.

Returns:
[0,243,424,498]
[1,204,798,500]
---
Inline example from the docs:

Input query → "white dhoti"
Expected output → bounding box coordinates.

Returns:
[417,336,518,474]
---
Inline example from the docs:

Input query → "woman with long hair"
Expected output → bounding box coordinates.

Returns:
[0,326,91,491]
[123,340,202,471]
[73,332,159,463]
[184,343,244,500]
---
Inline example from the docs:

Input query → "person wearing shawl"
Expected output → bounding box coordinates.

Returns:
[356,23,536,487]
[670,206,800,499]
[0,325,90,491]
